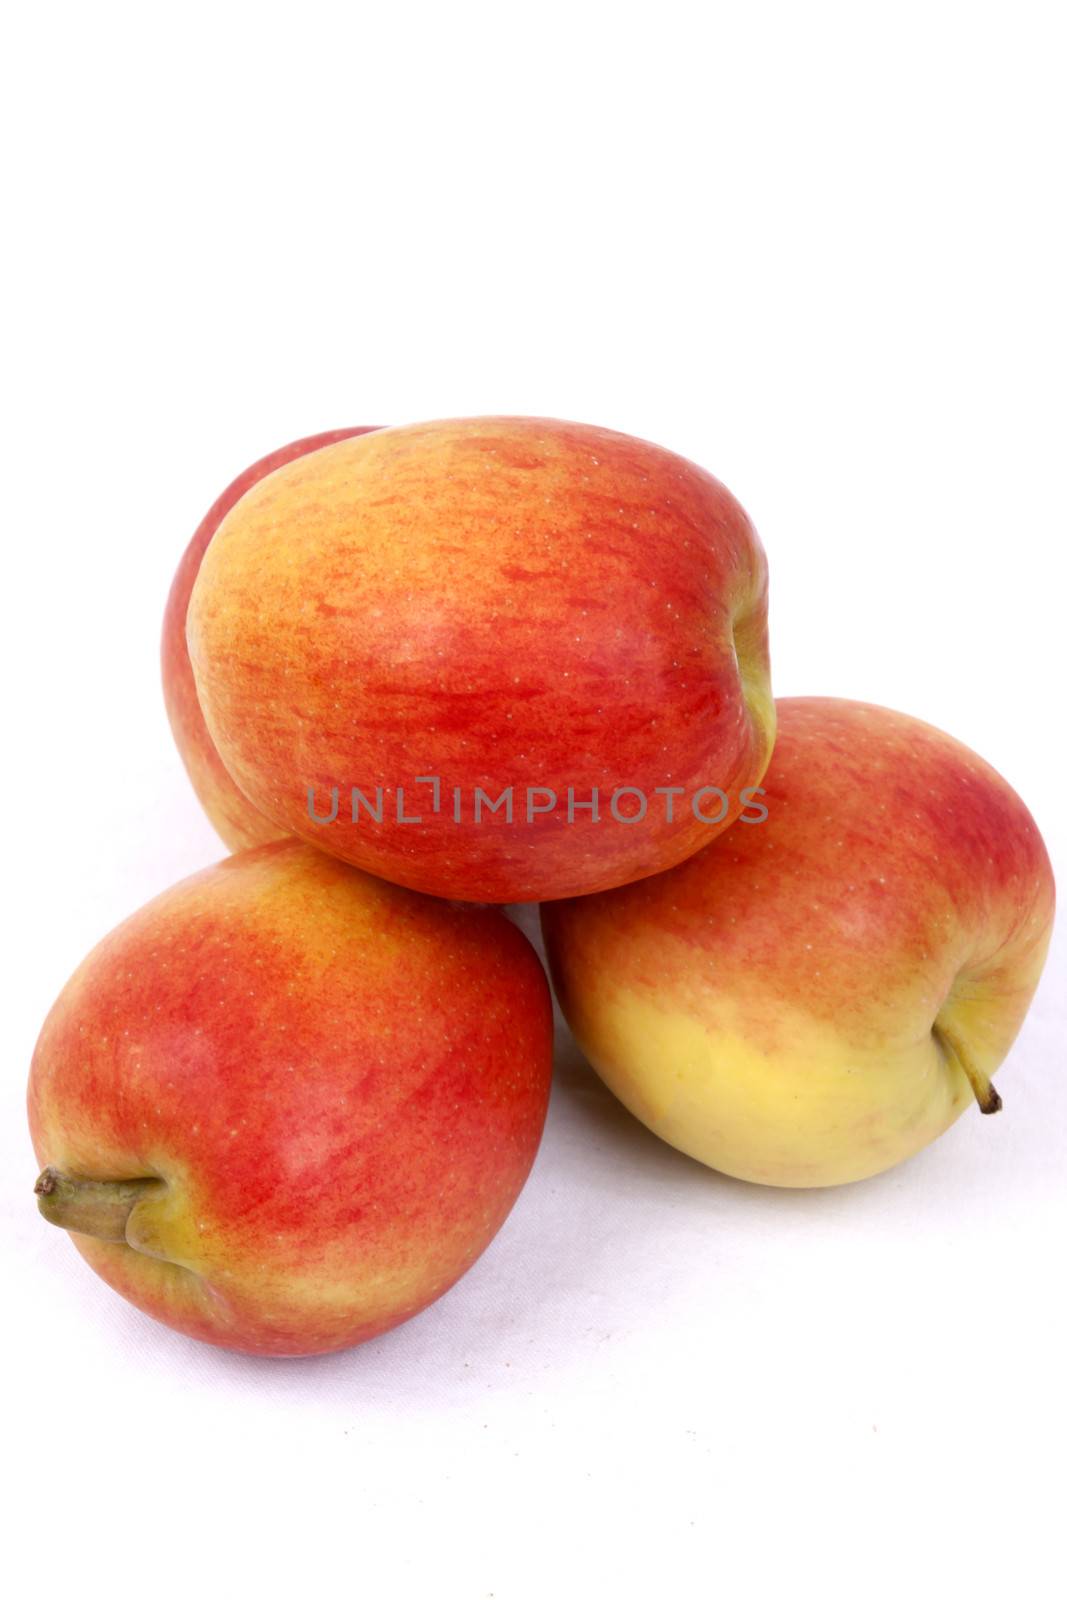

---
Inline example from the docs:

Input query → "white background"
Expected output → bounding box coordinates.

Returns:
[4,4,1065,1597]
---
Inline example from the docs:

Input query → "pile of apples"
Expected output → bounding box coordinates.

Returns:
[29,418,1055,1358]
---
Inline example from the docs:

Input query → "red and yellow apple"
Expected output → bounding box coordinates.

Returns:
[542,698,1055,1187]
[162,427,380,850]
[28,840,553,1355]
[186,416,775,901]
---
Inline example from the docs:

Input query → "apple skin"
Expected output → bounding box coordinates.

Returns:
[541,698,1055,1188]
[186,416,775,902]
[162,428,381,850]
[28,840,553,1356]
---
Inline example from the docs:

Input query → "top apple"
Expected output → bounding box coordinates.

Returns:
[186,416,775,901]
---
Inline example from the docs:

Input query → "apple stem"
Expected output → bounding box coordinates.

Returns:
[34,1167,164,1241]
[934,1027,1003,1115]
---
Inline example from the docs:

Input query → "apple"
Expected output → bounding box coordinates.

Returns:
[541,697,1055,1187]
[186,416,775,902]
[29,839,553,1355]
[162,427,381,850]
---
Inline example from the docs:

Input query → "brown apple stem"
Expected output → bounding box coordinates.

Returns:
[34,1167,164,1241]
[934,1027,1003,1115]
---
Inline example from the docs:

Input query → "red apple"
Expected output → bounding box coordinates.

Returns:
[542,698,1055,1186]
[186,417,775,901]
[29,840,553,1355]
[162,428,381,849]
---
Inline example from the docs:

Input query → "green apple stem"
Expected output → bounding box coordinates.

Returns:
[934,1027,1003,1115]
[34,1167,164,1241]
